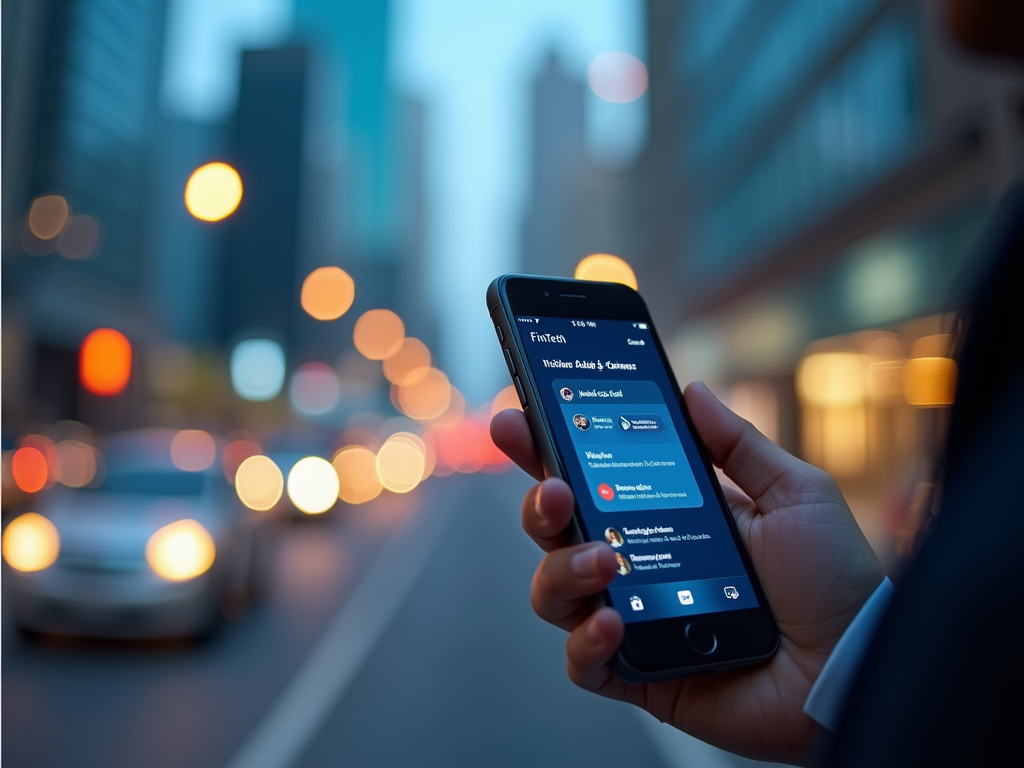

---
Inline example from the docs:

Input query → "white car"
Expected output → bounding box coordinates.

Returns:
[4,429,273,639]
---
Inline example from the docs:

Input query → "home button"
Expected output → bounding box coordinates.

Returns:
[685,622,717,655]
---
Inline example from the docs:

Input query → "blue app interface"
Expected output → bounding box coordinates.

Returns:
[518,316,758,624]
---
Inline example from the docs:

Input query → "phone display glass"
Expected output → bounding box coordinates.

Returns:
[515,315,760,624]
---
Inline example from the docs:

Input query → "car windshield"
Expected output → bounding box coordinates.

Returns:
[88,471,207,496]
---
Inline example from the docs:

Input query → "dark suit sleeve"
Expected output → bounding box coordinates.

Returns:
[824,185,1024,767]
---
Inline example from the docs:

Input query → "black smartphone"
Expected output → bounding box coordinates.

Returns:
[487,274,778,681]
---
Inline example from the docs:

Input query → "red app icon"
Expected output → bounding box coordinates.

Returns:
[598,483,615,501]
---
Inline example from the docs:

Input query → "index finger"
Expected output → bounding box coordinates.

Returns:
[491,409,544,481]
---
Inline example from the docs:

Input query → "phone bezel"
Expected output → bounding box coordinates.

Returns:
[489,274,779,680]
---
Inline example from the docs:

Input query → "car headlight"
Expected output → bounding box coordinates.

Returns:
[145,519,216,582]
[2,512,60,572]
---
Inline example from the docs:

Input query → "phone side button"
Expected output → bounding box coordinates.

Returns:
[684,622,717,656]
[503,348,516,375]
[512,376,527,408]
[494,324,504,343]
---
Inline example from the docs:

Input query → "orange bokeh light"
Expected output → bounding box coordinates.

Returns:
[80,328,132,396]
[301,267,355,321]
[170,430,217,472]
[28,195,70,239]
[12,447,49,493]
[574,253,638,290]
[353,309,405,360]
[396,368,452,421]
[382,338,431,385]
[333,446,384,504]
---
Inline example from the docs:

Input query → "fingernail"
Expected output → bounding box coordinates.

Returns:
[571,545,602,577]
[585,614,604,645]
[533,484,545,522]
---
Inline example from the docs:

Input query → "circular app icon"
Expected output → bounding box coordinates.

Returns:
[605,527,624,548]
[615,552,632,576]
[573,414,591,431]
[598,483,615,501]
[559,387,574,402]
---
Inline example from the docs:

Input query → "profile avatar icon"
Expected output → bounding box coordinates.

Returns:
[559,387,574,402]
[604,527,624,548]
[615,552,632,576]
[573,414,591,431]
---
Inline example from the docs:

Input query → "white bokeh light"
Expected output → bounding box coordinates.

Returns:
[231,339,286,401]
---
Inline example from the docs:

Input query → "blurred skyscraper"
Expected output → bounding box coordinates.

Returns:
[2,0,167,428]
[521,52,641,284]
[219,47,309,351]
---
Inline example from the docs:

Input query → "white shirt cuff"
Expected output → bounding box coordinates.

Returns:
[803,577,894,731]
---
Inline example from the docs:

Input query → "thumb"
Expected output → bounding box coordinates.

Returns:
[683,381,822,510]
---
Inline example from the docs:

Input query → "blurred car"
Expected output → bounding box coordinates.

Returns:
[3,429,273,639]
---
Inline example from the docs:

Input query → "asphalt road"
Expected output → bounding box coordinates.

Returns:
[4,472,784,768]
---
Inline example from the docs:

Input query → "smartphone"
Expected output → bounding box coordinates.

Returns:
[487,275,778,681]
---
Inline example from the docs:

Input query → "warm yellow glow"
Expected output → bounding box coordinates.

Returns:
[796,352,867,407]
[353,309,405,360]
[3,513,60,572]
[170,430,216,472]
[185,162,243,222]
[53,440,98,487]
[867,360,904,402]
[382,338,431,385]
[574,253,638,290]
[301,267,355,320]
[396,368,451,421]
[489,384,524,418]
[911,334,953,359]
[332,446,383,504]
[146,519,216,581]
[904,357,957,407]
[287,456,339,514]
[375,436,426,494]
[235,455,284,511]
[804,405,867,477]
[222,439,262,484]
[28,195,69,239]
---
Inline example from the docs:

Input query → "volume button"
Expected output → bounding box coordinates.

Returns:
[503,348,516,375]
[494,324,504,343]
[512,376,527,408]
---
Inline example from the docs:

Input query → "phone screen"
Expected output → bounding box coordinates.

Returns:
[516,315,760,624]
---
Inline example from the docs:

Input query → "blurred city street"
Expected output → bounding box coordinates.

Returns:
[3,0,1021,765]
[4,472,782,768]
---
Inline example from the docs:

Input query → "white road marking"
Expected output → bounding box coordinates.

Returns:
[223,481,466,768]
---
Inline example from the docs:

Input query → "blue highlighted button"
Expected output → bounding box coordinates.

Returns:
[618,413,664,432]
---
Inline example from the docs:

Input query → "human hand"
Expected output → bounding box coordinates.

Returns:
[490,381,884,765]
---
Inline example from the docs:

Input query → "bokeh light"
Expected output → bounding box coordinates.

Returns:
[382,337,431,385]
[28,195,69,239]
[80,328,132,396]
[375,435,426,494]
[904,357,957,407]
[289,362,341,416]
[489,384,524,417]
[353,309,405,360]
[332,446,383,504]
[287,456,339,514]
[184,162,243,221]
[3,513,60,572]
[223,439,262,484]
[574,253,638,290]
[235,455,284,511]
[587,51,648,103]
[53,440,98,487]
[231,338,286,401]
[796,352,867,407]
[57,215,102,259]
[301,267,355,320]
[396,368,452,421]
[170,430,216,472]
[11,447,49,493]
[146,519,216,581]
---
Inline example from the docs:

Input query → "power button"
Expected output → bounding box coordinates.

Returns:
[512,376,527,408]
